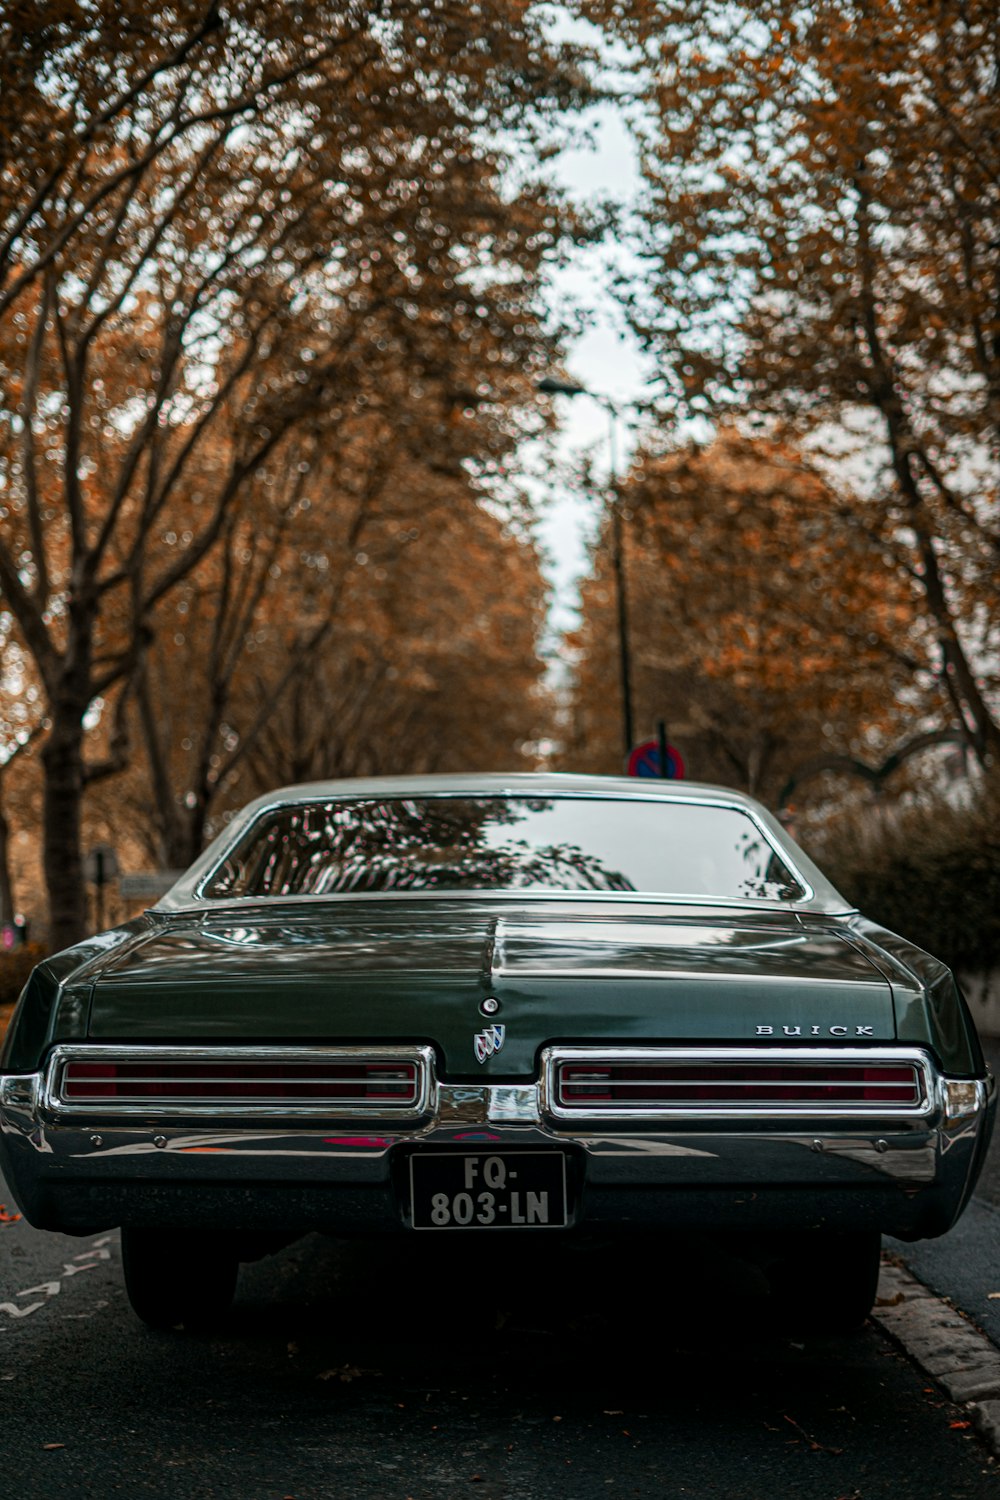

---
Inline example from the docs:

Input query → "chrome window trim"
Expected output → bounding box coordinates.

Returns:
[540,1045,938,1122]
[189,791,816,907]
[495,967,884,984]
[42,1043,436,1122]
[169,889,838,915]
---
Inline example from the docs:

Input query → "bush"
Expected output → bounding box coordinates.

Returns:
[804,787,1000,974]
[0,944,46,1008]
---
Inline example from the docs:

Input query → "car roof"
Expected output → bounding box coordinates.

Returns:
[240,772,765,809]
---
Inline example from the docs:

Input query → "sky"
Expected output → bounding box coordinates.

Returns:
[529,84,653,646]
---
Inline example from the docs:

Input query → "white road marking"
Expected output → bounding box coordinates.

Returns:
[0,1232,116,1327]
[0,1301,44,1319]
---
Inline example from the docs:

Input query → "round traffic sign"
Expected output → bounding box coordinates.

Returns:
[626,740,686,779]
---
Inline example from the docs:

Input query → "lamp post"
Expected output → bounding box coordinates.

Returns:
[537,375,635,758]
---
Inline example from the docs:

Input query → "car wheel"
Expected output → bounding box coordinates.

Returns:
[121,1228,239,1330]
[766,1230,882,1335]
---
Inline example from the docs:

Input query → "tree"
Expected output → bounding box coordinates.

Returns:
[244,473,551,792]
[563,432,926,802]
[126,406,551,868]
[0,1,599,946]
[625,0,1000,762]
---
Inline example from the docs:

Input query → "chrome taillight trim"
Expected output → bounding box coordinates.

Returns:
[540,1046,938,1121]
[43,1044,436,1121]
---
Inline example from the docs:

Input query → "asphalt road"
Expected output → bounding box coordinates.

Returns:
[1,1197,997,1500]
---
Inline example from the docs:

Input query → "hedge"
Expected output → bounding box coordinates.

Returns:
[806,789,1000,975]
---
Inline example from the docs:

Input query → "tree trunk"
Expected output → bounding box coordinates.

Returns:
[158,800,208,872]
[0,800,14,928]
[136,665,195,871]
[184,798,210,869]
[40,707,88,953]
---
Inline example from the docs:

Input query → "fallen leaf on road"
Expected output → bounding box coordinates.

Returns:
[783,1414,844,1455]
[0,1204,21,1225]
[42,1444,65,1451]
[316,1364,379,1383]
[949,1420,972,1430]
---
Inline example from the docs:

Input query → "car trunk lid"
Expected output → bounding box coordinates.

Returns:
[85,904,896,1077]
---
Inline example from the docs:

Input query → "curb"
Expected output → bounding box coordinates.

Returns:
[872,1259,1000,1459]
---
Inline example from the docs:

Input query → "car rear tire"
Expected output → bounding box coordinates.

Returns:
[121,1228,239,1330]
[767,1230,882,1335]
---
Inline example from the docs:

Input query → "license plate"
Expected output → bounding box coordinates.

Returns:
[409,1151,568,1231]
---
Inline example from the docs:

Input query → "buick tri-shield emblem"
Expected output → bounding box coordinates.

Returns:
[474,1023,505,1064]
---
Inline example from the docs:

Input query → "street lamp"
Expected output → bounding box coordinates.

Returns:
[537,375,635,758]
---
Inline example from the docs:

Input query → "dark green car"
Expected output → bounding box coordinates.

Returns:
[1,774,993,1332]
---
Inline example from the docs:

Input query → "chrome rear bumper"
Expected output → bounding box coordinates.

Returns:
[1,1046,994,1240]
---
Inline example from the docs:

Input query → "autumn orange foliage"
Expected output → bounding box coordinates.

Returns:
[625,0,1000,770]
[0,1,601,943]
[564,433,930,803]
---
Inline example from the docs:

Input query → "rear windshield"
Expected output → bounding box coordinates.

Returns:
[204,796,805,903]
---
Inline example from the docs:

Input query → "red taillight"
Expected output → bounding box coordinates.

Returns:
[556,1060,923,1111]
[61,1058,418,1106]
